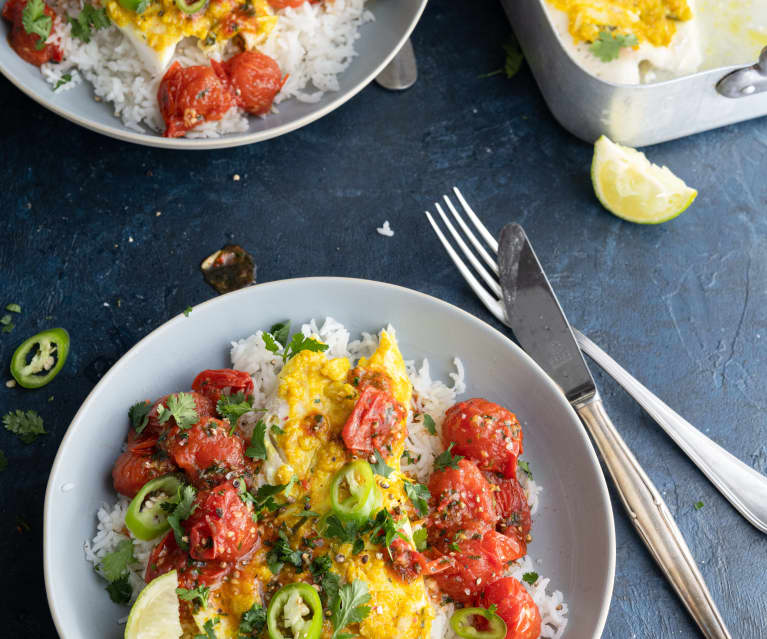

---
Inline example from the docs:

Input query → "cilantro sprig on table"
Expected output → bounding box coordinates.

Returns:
[590,30,638,62]
[262,320,328,362]
[480,34,524,80]
[3,409,46,444]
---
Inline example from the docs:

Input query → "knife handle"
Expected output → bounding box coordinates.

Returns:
[575,394,731,639]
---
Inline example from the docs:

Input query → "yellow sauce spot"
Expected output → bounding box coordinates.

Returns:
[549,0,693,47]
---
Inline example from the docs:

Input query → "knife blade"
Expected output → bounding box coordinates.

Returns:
[496,222,732,639]
[497,223,594,404]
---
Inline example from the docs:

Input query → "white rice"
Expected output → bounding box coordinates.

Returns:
[376,221,394,237]
[41,0,372,134]
[87,318,568,637]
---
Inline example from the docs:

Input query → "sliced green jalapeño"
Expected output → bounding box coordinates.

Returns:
[267,582,323,639]
[10,328,70,388]
[330,460,382,524]
[450,607,507,639]
[125,475,183,541]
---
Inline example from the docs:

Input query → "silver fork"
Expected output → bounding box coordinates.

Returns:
[425,186,767,534]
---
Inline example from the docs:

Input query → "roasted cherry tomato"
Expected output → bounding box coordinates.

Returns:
[144,391,216,440]
[157,61,234,137]
[192,369,254,405]
[488,474,531,548]
[442,399,523,478]
[10,328,69,388]
[428,458,498,539]
[212,51,283,116]
[185,479,259,562]
[450,607,507,639]
[2,0,62,66]
[341,386,406,455]
[125,475,183,540]
[429,528,524,604]
[145,530,229,589]
[166,418,245,485]
[267,0,306,8]
[388,537,429,583]
[266,582,323,639]
[112,437,176,498]
[480,578,541,639]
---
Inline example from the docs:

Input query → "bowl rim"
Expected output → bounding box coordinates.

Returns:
[0,0,428,150]
[43,276,616,638]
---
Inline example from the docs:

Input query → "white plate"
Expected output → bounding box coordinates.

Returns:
[43,277,615,638]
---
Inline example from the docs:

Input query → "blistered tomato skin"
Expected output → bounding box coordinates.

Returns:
[145,530,230,589]
[341,385,406,455]
[158,61,234,137]
[487,474,531,548]
[442,398,523,478]
[192,369,254,405]
[480,577,542,639]
[212,51,282,116]
[166,417,245,485]
[112,438,176,498]
[2,0,62,66]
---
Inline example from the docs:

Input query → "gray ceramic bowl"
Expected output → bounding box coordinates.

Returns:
[0,0,427,149]
[44,278,615,638]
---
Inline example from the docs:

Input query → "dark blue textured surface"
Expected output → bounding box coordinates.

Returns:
[1,1,767,636]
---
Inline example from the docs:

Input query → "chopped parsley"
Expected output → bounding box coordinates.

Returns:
[271,424,285,435]
[240,482,287,520]
[167,484,197,549]
[68,3,110,43]
[268,321,291,347]
[156,392,198,429]
[694,500,704,510]
[177,585,209,609]
[5,303,21,313]
[323,509,407,558]
[330,580,371,639]
[371,450,393,477]
[433,442,463,472]
[404,481,430,517]
[423,414,437,435]
[53,73,72,90]
[183,306,193,317]
[100,538,136,604]
[266,525,304,575]
[521,571,539,585]
[590,30,638,63]
[238,603,266,636]
[244,419,267,459]
[22,0,52,50]
[310,555,341,608]
[262,323,328,362]
[128,400,152,434]
[3,409,46,444]
[216,391,253,430]
[195,617,220,639]
[518,459,533,480]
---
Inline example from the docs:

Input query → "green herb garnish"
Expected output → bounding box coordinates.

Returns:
[371,450,393,477]
[404,481,430,517]
[238,603,266,635]
[3,409,46,444]
[330,580,371,639]
[177,585,210,609]
[156,392,198,429]
[518,459,533,480]
[433,442,463,472]
[128,400,152,434]
[245,419,267,459]
[167,484,197,549]
[590,30,638,62]
[522,571,539,585]
[68,3,110,43]
[22,0,52,50]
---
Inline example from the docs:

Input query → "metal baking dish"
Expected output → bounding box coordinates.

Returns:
[501,0,767,146]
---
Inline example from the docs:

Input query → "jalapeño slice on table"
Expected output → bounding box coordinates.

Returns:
[330,460,382,524]
[10,328,70,388]
[450,607,507,639]
[125,475,184,541]
[267,582,323,639]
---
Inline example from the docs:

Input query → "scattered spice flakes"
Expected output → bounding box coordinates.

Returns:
[201,244,256,294]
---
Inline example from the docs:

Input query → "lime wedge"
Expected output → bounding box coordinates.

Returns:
[124,570,182,639]
[591,135,697,224]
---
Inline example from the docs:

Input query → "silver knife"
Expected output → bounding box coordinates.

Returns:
[497,223,732,639]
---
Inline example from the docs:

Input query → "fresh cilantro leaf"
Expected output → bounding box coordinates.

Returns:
[5,303,21,313]
[3,409,46,444]
[183,306,193,317]
[241,482,287,520]
[433,442,463,472]
[100,538,135,581]
[217,392,253,429]
[518,459,533,480]
[0,314,11,325]
[167,484,197,549]
[195,617,220,639]
[128,400,152,434]
[423,414,436,435]
[177,585,209,609]
[310,554,332,580]
[1,322,14,333]
[157,392,198,429]
[521,571,539,585]
[22,0,52,50]
[266,525,303,575]
[412,527,427,551]
[68,3,110,43]
[269,321,291,347]
[106,574,132,605]
[404,481,430,517]
[53,73,72,90]
[322,514,360,544]
[239,603,266,635]
[479,34,524,79]
[363,509,408,556]
[245,419,267,459]
[0,449,7,472]
[590,30,638,63]
[310,555,341,609]
[285,333,328,360]
[271,424,285,435]
[694,500,704,510]
[330,580,371,639]
[262,331,280,354]
[371,450,393,477]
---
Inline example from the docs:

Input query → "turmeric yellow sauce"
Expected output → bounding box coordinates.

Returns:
[106,0,277,53]
[549,0,693,47]
[189,330,434,639]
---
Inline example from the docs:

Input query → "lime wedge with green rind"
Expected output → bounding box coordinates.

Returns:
[124,570,182,639]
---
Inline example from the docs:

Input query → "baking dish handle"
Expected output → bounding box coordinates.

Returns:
[717,46,767,98]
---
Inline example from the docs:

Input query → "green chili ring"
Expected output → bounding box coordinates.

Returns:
[10,328,70,389]
[267,582,323,639]
[125,475,183,541]
[449,607,507,639]
[330,460,379,524]
[175,0,207,14]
